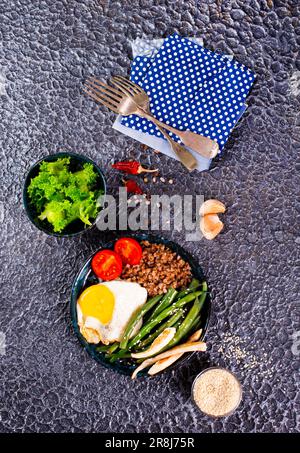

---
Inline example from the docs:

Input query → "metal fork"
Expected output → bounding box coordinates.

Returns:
[109,77,198,171]
[83,77,197,171]
[111,75,219,160]
[109,80,200,171]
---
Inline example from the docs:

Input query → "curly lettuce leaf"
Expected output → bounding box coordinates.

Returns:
[69,194,99,226]
[38,200,72,233]
[72,163,98,193]
[39,157,70,176]
[27,157,102,232]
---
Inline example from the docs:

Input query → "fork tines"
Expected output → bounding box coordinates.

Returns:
[111,75,143,95]
[83,77,122,113]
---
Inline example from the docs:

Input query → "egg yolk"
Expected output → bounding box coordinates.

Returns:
[77,284,115,325]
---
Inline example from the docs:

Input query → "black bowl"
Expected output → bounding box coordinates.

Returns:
[23,152,106,237]
[70,233,211,377]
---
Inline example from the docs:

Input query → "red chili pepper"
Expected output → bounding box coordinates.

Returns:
[112,160,157,175]
[123,179,144,195]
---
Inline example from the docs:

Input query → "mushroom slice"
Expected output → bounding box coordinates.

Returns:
[199,199,226,216]
[131,341,206,379]
[148,354,182,375]
[147,329,203,376]
[200,214,224,240]
[131,358,157,380]
[131,327,176,359]
[189,329,203,342]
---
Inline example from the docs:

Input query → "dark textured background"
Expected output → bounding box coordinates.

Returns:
[0,0,299,433]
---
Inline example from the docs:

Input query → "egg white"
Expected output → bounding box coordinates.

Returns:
[77,280,147,345]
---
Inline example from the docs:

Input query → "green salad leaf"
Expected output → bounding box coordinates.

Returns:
[27,157,102,233]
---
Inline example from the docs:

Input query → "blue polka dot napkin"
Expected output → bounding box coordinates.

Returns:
[120,33,255,153]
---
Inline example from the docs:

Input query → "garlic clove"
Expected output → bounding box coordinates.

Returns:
[199,199,226,216]
[200,214,224,240]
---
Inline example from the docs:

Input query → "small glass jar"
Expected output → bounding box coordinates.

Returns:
[191,366,243,418]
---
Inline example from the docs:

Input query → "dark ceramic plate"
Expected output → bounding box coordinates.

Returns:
[70,233,211,377]
[23,152,106,237]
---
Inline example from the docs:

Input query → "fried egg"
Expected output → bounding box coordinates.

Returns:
[77,280,147,345]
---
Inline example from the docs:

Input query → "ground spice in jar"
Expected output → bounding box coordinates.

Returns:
[192,368,242,417]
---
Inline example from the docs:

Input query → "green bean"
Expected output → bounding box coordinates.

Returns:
[127,290,201,350]
[173,290,202,309]
[173,318,184,330]
[176,279,201,299]
[201,281,208,295]
[183,285,207,340]
[107,342,119,354]
[167,285,207,349]
[130,290,201,343]
[190,315,201,333]
[133,315,187,364]
[128,304,181,349]
[198,286,207,312]
[183,315,201,342]
[148,288,177,320]
[119,294,163,349]
[163,298,201,350]
[190,278,200,289]
[136,309,184,351]
[109,351,131,362]
[96,344,110,353]
[176,287,203,300]
[185,278,200,292]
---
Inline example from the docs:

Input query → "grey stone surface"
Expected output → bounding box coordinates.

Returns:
[0,0,299,434]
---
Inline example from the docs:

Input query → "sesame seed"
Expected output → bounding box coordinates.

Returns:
[193,369,242,417]
[216,332,277,380]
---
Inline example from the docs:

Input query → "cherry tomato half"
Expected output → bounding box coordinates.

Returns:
[114,238,143,266]
[91,249,123,281]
